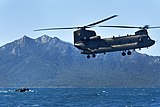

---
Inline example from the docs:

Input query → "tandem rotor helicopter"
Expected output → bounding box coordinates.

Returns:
[34,15,159,58]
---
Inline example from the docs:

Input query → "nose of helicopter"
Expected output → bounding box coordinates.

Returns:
[151,39,155,46]
[148,39,155,46]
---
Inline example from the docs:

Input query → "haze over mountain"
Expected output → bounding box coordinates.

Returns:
[0,35,160,88]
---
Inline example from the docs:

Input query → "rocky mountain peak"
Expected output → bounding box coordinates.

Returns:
[15,35,33,46]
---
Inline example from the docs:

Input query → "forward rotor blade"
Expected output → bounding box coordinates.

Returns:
[34,15,118,31]
[34,27,79,31]
[98,25,141,29]
[86,15,118,27]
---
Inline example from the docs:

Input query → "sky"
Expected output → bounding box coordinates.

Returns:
[0,0,160,56]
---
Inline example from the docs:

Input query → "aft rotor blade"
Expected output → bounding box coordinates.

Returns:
[86,15,118,27]
[34,27,79,31]
[148,26,160,29]
[98,25,141,29]
[99,25,160,29]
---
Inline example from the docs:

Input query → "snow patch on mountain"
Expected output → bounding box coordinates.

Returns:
[35,35,52,44]
[11,47,20,56]
[154,58,160,64]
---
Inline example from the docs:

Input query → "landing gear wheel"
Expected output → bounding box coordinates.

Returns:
[92,54,96,58]
[122,52,126,56]
[127,51,132,55]
[87,55,90,59]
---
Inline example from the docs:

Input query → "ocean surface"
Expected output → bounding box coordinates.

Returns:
[0,88,160,107]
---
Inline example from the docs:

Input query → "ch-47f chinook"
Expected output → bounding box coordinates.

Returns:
[34,15,158,58]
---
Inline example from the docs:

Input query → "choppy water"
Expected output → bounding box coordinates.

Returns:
[0,88,160,107]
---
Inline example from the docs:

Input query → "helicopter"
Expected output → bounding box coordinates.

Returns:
[34,15,159,58]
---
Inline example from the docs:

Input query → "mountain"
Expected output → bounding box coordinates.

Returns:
[0,35,160,88]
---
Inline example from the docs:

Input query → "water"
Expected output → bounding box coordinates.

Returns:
[0,88,160,107]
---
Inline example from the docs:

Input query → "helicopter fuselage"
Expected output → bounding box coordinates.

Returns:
[74,29,155,57]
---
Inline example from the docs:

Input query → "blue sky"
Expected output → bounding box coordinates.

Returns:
[0,0,160,56]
